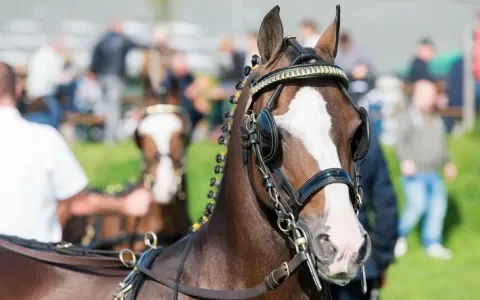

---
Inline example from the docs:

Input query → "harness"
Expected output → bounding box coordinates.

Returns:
[112,36,371,300]
[81,104,191,251]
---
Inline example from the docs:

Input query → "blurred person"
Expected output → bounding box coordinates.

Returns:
[244,31,259,67]
[24,37,66,129]
[444,56,464,134]
[335,31,372,74]
[159,52,208,130]
[349,62,385,134]
[0,62,152,243]
[298,19,321,48]
[472,13,480,112]
[72,71,105,142]
[394,79,457,260]
[404,38,449,118]
[405,38,437,84]
[57,54,79,113]
[90,17,151,146]
[331,124,398,300]
[348,62,376,104]
[143,25,173,104]
[210,37,245,140]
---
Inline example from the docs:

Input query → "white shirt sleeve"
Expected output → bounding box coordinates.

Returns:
[48,128,89,201]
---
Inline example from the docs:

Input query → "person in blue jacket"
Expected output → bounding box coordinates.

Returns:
[330,125,399,300]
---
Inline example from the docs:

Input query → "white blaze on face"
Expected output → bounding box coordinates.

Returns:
[138,114,183,204]
[274,87,363,269]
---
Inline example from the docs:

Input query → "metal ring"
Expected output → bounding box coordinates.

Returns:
[277,218,291,233]
[144,231,158,249]
[356,193,362,205]
[119,249,137,268]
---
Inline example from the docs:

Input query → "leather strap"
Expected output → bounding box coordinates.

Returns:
[297,168,355,206]
[130,251,307,300]
[0,240,131,269]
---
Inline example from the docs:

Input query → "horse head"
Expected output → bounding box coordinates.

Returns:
[235,5,371,286]
[133,103,190,205]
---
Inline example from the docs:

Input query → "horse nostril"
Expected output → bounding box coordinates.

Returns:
[357,233,371,264]
[313,234,337,263]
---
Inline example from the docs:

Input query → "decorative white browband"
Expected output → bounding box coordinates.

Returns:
[250,64,349,96]
[143,104,192,133]
[144,104,188,116]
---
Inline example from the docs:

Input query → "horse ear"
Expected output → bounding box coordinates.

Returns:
[314,5,341,62]
[257,5,284,63]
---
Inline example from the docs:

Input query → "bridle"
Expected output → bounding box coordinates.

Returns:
[128,104,191,248]
[113,37,370,300]
[135,103,191,200]
[240,36,370,293]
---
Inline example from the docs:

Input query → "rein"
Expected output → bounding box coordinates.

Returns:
[0,238,134,277]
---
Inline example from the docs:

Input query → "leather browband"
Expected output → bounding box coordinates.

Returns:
[250,64,349,96]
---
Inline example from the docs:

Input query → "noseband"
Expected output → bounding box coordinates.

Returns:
[240,37,370,292]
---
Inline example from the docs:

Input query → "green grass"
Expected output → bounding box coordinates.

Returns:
[71,140,223,222]
[72,134,480,299]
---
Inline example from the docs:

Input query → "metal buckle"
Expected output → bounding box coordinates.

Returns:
[56,242,72,249]
[292,225,322,292]
[113,283,133,300]
[81,224,96,246]
[119,249,137,268]
[143,173,155,189]
[282,262,290,279]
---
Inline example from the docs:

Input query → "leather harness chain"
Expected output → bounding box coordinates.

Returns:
[110,36,370,299]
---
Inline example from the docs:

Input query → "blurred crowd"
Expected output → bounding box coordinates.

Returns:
[1,11,477,300]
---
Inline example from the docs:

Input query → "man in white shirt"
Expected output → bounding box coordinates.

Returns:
[0,62,152,243]
[298,19,321,48]
[24,37,65,129]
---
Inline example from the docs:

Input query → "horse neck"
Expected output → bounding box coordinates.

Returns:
[205,89,290,271]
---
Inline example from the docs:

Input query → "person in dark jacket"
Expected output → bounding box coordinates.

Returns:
[443,56,464,133]
[209,37,246,141]
[405,38,437,84]
[159,52,205,130]
[330,125,399,300]
[90,18,150,145]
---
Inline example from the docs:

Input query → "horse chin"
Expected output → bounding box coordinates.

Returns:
[328,278,351,286]
[315,262,353,287]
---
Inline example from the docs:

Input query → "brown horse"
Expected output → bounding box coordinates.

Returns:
[0,5,372,299]
[61,74,191,253]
